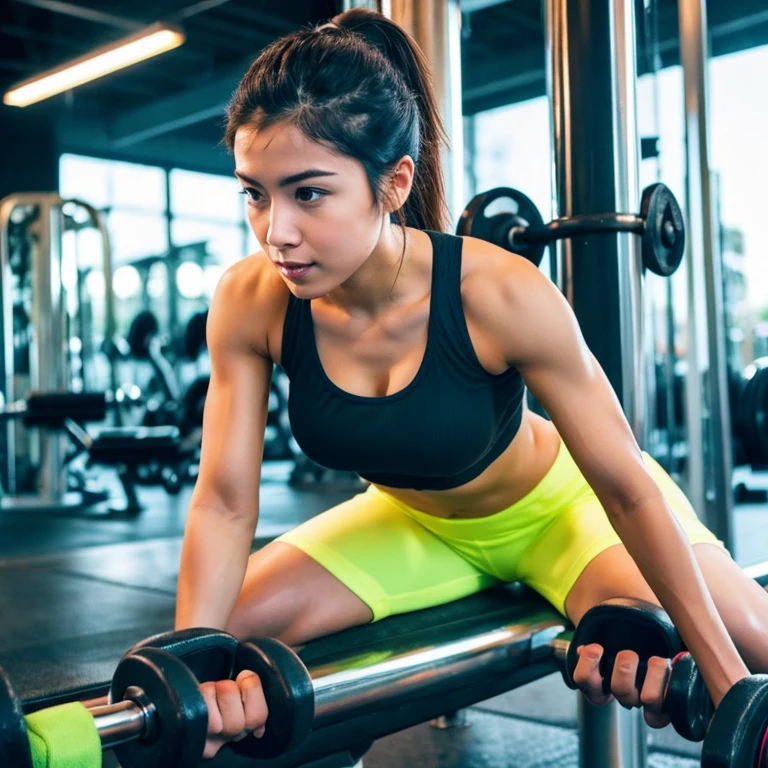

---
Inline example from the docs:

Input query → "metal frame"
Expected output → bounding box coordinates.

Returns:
[545,0,647,764]
[0,193,116,508]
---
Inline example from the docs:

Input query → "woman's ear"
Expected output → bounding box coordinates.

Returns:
[383,155,416,214]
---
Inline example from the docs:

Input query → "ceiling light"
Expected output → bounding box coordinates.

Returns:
[3,22,185,108]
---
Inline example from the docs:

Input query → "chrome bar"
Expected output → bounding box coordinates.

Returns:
[310,613,566,727]
[91,698,147,750]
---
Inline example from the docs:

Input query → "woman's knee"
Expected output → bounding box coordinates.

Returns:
[564,544,659,624]
[694,543,768,671]
[223,543,313,641]
[225,541,373,645]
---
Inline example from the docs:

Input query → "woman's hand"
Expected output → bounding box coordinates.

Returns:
[571,643,672,728]
[200,670,268,759]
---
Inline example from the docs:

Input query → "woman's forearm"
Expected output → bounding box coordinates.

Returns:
[606,492,748,706]
[175,505,257,631]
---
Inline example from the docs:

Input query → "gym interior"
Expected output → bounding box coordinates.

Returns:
[1,0,768,766]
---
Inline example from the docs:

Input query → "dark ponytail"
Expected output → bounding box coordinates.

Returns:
[224,8,450,235]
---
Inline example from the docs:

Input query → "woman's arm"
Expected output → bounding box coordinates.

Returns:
[462,240,748,706]
[175,258,277,631]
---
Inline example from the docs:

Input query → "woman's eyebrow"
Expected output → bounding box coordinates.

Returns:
[234,169,338,188]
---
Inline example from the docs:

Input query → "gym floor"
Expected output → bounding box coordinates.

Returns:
[2,461,766,767]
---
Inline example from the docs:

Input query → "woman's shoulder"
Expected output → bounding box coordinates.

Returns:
[209,251,291,360]
[458,235,546,313]
[217,250,289,302]
[457,235,561,363]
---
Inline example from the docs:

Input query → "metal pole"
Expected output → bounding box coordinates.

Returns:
[389,0,465,228]
[33,198,69,500]
[678,0,734,550]
[545,0,647,764]
[0,196,20,493]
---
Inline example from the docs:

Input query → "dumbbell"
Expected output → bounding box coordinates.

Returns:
[0,628,314,768]
[662,650,768,767]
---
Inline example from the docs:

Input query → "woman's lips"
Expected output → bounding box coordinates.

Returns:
[277,262,315,279]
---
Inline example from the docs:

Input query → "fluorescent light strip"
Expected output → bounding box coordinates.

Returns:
[4,23,185,107]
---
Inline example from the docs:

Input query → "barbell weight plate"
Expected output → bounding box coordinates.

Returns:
[110,647,208,768]
[754,364,768,466]
[230,638,315,760]
[701,674,768,767]
[741,364,766,467]
[0,664,33,768]
[563,598,684,694]
[126,310,161,360]
[180,375,209,433]
[456,187,547,267]
[640,183,686,277]
[183,310,208,361]
[739,369,758,466]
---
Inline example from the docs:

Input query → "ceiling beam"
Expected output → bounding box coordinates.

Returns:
[58,118,233,174]
[107,58,254,146]
[12,0,140,30]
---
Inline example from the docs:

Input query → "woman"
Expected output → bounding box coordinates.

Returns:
[174,8,768,758]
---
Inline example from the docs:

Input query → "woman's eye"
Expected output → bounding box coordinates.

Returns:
[239,188,263,204]
[296,187,326,203]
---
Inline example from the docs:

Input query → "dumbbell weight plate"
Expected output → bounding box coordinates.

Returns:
[230,638,315,760]
[640,183,686,277]
[110,648,209,768]
[0,664,33,768]
[126,627,240,682]
[701,674,768,767]
[456,187,547,267]
[663,652,712,742]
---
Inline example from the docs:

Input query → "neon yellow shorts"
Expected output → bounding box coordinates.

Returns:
[276,440,725,620]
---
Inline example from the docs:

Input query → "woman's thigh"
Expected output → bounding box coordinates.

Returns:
[517,451,724,618]
[228,486,498,643]
[561,541,768,673]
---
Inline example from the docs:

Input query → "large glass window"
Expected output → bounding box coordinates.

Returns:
[59,156,252,363]
[169,169,244,224]
[470,97,553,221]
[708,45,768,566]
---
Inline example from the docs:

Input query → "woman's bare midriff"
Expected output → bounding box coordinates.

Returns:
[373,409,563,520]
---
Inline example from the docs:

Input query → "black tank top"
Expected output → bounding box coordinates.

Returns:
[279,230,526,491]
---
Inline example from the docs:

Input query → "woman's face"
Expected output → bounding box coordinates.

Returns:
[234,121,387,299]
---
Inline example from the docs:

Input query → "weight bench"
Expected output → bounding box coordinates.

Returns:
[0,392,195,514]
[85,425,195,512]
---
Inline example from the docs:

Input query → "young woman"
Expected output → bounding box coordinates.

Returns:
[174,8,768,758]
